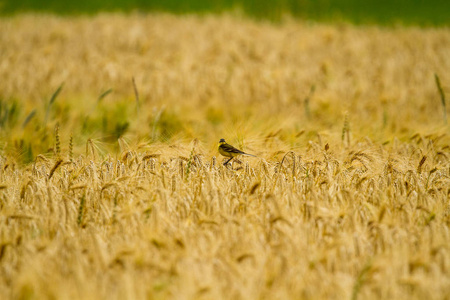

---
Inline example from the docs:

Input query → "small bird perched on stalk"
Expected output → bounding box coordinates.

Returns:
[218,138,256,165]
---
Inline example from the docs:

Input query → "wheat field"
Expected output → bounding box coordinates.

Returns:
[0,13,450,300]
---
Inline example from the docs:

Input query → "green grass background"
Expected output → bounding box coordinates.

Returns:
[1,0,449,26]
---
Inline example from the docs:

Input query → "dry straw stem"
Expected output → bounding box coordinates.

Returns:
[0,13,450,300]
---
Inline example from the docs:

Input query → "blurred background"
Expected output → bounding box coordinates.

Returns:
[1,0,449,26]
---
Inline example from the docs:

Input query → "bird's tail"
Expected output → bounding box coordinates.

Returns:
[243,153,257,157]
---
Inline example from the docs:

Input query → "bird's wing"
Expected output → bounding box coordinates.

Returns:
[221,144,245,154]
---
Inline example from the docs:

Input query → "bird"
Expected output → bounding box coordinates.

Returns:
[218,138,256,165]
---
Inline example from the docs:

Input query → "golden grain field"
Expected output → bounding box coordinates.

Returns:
[1,13,450,300]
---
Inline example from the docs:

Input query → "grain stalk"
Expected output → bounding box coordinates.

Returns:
[303,85,315,120]
[435,73,447,124]
[54,123,61,159]
[97,88,113,103]
[417,155,426,174]
[132,77,140,116]
[185,144,195,180]
[86,138,96,161]
[151,108,164,142]
[351,260,372,300]
[48,159,63,180]
[69,133,73,162]
[22,109,36,129]
[342,112,350,147]
[44,83,64,127]
[77,193,86,226]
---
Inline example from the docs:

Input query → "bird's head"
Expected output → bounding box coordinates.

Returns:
[219,138,226,143]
